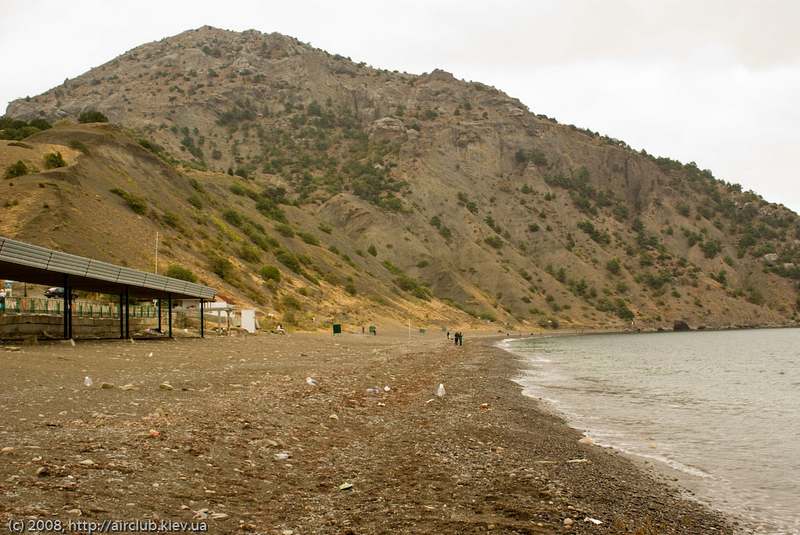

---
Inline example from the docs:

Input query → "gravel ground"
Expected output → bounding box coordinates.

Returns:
[0,332,735,534]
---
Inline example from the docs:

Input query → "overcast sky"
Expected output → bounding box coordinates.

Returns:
[2,0,798,212]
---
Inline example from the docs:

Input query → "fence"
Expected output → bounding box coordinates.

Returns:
[0,297,158,319]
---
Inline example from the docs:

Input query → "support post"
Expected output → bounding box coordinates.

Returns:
[119,291,124,339]
[199,299,205,338]
[124,287,130,340]
[157,298,162,333]
[63,275,70,340]
[167,293,173,338]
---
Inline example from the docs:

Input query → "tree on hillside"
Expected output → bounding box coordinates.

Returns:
[78,110,109,123]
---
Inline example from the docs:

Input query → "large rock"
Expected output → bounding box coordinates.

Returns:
[673,320,691,332]
[368,117,406,142]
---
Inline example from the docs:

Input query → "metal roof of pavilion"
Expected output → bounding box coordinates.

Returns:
[0,235,215,300]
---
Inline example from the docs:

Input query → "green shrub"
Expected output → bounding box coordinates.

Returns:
[209,256,233,280]
[282,295,301,310]
[222,209,243,227]
[275,223,294,237]
[110,188,146,214]
[238,244,260,263]
[4,160,28,178]
[260,265,281,282]
[43,151,65,169]
[606,258,621,275]
[276,249,301,273]
[161,212,180,228]
[187,194,203,209]
[485,236,503,249]
[165,264,197,282]
[297,231,319,245]
[78,110,109,123]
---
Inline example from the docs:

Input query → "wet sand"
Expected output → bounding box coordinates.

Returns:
[0,332,734,533]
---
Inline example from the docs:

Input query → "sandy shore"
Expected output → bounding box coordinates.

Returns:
[0,332,735,534]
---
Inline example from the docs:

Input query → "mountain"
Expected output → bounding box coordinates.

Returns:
[3,26,799,330]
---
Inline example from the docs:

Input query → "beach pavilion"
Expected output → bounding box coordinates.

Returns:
[0,235,216,339]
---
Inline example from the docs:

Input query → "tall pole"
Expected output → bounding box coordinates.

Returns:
[199,299,204,338]
[124,286,130,340]
[154,232,159,274]
[167,293,173,338]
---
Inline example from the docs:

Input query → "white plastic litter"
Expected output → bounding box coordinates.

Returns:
[274,452,290,461]
[383,385,391,392]
[83,376,93,387]
[366,387,381,395]
[584,517,603,525]
[305,377,318,387]
[436,383,446,397]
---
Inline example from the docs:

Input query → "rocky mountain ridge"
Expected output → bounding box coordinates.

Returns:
[3,26,799,330]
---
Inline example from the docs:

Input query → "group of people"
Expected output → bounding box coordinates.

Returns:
[447,330,464,346]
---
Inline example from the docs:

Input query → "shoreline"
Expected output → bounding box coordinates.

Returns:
[497,332,773,534]
[0,331,735,533]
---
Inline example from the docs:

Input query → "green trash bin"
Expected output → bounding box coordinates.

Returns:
[369,325,377,336]
[333,324,342,335]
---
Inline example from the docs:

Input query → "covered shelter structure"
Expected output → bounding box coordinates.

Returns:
[0,235,216,339]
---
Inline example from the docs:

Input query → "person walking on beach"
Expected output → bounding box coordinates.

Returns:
[446,330,450,340]
[0,289,5,314]
[458,332,464,346]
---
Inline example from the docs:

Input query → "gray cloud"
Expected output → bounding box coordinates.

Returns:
[1,0,798,211]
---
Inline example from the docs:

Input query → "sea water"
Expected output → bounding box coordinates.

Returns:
[504,329,800,534]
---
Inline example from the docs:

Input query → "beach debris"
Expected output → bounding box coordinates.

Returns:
[329,414,339,421]
[566,458,590,464]
[79,459,95,466]
[563,518,574,527]
[69,339,76,347]
[210,513,228,520]
[36,466,50,477]
[147,352,153,358]
[274,452,290,461]
[480,403,490,411]
[83,376,93,387]
[100,382,114,389]
[384,385,391,392]
[425,399,435,404]
[66,508,82,516]
[436,383,446,397]
[281,530,294,535]
[305,377,318,387]
[120,384,137,391]
[366,386,381,395]
[584,517,603,525]
[148,429,161,439]
[159,382,174,391]
[338,482,353,491]
[2,346,21,352]
[578,436,594,445]
[193,509,209,520]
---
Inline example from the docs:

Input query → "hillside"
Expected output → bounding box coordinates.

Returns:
[2,26,799,331]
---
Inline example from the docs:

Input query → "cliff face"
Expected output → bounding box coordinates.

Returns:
[3,26,799,330]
